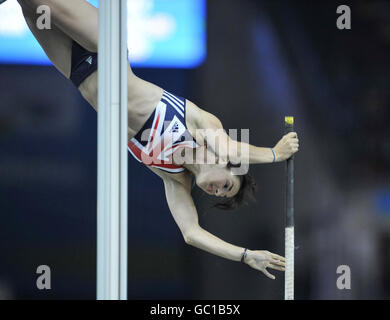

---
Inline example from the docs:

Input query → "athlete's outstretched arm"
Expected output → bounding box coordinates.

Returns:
[163,177,285,279]
[192,105,299,164]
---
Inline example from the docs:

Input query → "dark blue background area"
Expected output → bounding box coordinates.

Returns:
[0,65,199,299]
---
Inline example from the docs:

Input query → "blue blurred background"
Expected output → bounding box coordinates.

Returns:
[0,0,390,299]
[0,0,206,67]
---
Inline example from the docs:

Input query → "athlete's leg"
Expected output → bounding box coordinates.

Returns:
[18,2,72,78]
[19,0,163,124]
[17,0,98,53]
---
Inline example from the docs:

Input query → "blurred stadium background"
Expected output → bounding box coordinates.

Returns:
[0,0,389,299]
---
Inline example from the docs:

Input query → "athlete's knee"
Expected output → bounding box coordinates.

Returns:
[17,0,30,10]
[17,0,41,11]
[18,0,50,15]
[20,3,33,22]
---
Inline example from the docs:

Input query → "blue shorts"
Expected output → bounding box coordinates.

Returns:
[69,41,97,88]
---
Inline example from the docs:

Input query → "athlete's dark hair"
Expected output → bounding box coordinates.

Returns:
[214,162,257,211]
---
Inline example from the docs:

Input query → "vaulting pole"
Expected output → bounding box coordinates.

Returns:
[284,116,294,300]
[97,0,128,300]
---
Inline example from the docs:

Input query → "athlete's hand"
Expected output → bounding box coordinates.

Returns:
[273,132,299,162]
[244,250,285,279]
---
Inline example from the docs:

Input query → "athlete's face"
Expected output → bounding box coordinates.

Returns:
[196,162,241,198]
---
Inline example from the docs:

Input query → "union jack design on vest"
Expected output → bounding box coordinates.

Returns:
[128,91,200,173]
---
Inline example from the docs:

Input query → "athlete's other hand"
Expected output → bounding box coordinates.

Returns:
[273,132,299,162]
[244,250,285,279]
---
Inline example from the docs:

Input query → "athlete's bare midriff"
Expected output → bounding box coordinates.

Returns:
[76,66,203,185]
[76,66,203,143]
[77,67,165,140]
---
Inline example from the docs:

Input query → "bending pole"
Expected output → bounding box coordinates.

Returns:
[97,0,128,300]
[284,116,294,300]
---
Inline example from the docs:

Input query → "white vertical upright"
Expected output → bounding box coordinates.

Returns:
[119,0,128,301]
[97,0,128,300]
